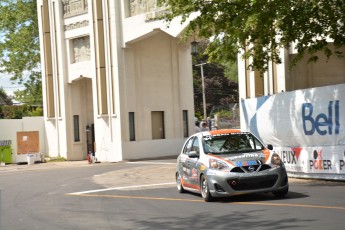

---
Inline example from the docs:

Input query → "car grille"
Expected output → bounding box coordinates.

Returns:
[228,174,278,191]
[230,164,271,173]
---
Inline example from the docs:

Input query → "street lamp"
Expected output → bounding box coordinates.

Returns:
[190,40,198,56]
[191,40,207,121]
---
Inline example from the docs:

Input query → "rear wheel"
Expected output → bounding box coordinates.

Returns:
[176,172,185,193]
[273,187,289,198]
[200,174,213,202]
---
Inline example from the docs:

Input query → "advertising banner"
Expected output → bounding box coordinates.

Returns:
[241,83,345,180]
[273,146,345,180]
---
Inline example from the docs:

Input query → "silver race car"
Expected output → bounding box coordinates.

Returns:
[176,129,289,202]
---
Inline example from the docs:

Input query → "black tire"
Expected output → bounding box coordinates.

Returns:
[200,174,213,202]
[272,187,289,198]
[176,172,185,193]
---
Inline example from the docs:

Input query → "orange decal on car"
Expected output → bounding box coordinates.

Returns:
[209,129,241,135]
[262,148,271,163]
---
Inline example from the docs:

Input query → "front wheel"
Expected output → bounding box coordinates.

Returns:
[176,172,185,193]
[272,187,289,198]
[200,174,213,202]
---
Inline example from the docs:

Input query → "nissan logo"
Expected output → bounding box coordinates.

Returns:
[248,166,255,172]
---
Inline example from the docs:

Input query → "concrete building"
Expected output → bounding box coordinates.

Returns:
[238,42,345,180]
[37,0,195,162]
[238,43,345,99]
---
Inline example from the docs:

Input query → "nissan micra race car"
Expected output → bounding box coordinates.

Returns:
[176,129,289,201]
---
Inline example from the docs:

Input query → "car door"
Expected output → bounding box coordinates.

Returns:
[181,136,201,190]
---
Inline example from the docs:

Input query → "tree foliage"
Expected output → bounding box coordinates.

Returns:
[159,0,345,74]
[0,87,41,118]
[0,87,13,105]
[0,0,40,83]
[0,104,42,119]
[13,73,42,106]
[192,41,238,118]
[193,63,238,116]
[0,0,42,112]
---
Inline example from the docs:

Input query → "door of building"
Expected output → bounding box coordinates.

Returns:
[86,124,95,157]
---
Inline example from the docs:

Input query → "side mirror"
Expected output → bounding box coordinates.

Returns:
[187,151,199,158]
[267,144,273,150]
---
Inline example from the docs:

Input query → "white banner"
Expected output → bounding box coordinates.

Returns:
[241,83,345,180]
[273,146,345,180]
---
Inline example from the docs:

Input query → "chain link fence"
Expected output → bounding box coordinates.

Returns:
[209,103,241,129]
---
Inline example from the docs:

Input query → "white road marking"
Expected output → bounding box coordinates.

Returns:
[68,182,176,195]
[68,160,176,195]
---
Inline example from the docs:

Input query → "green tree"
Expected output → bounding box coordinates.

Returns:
[0,87,41,119]
[0,87,13,105]
[192,40,238,117]
[0,0,41,106]
[0,87,12,118]
[159,0,345,74]
[194,63,238,115]
[13,74,42,106]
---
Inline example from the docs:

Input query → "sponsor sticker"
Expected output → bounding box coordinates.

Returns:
[207,170,217,175]
[235,160,259,167]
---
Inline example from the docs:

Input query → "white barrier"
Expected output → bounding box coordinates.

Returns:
[241,83,345,180]
[273,146,345,180]
[0,117,45,163]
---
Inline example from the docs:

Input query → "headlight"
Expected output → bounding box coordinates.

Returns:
[271,153,283,166]
[209,159,229,170]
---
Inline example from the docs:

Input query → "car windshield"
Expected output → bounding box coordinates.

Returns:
[202,132,264,154]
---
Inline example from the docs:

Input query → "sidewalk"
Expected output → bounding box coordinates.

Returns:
[0,160,100,173]
[0,156,177,174]
[0,159,177,190]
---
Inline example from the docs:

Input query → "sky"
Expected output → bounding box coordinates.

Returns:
[0,72,24,96]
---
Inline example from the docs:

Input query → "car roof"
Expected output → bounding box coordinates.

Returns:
[198,129,244,136]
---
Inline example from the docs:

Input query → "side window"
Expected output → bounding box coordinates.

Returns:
[192,137,200,154]
[248,135,264,150]
[248,138,255,149]
[183,137,195,154]
[254,138,264,150]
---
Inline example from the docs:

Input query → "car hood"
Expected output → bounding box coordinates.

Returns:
[212,151,267,165]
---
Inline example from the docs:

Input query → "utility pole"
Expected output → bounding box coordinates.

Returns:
[195,63,207,121]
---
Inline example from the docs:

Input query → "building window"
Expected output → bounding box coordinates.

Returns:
[255,70,264,97]
[129,112,135,141]
[245,45,251,99]
[272,62,278,94]
[151,111,165,139]
[73,115,80,142]
[183,110,189,137]
[41,2,55,118]
[93,0,108,115]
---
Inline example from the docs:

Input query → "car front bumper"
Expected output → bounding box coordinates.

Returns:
[206,166,289,197]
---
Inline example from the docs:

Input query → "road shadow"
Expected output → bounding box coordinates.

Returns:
[219,190,308,203]
[179,189,308,203]
[132,210,314,230]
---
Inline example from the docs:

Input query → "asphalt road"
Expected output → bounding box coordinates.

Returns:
[0,159,344,230]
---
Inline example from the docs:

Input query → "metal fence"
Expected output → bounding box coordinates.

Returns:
[209,103,241,129]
